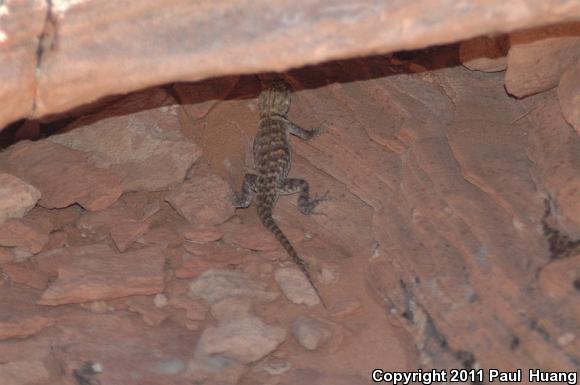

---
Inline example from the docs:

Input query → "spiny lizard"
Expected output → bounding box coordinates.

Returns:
[233,77,327,307]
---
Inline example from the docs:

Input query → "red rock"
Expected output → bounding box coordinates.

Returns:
[0,141,122,211]
[195,298,286,364]
[27,205,83,232]
[558,62,580,134]
[139,226,183,248]
[126,295,170,326]
[38,245,166,305]
[222,221,304,252]
[111,220,149,252]
[2,262,49,290]
[506,24,580,97]
[47,312,200,385]
[49,88,201,192]
[538,254,580,300]
[0,173,40,225]
[2,0,579,129]
[174,254,215,279]
[166,164,235,226]
[182,225,223,243]
[0,286,54,340]
[0,218,49,254]
[0,248,13,264]
[460,35,508,72]
[0,360,52,385]
[176,243,246,279]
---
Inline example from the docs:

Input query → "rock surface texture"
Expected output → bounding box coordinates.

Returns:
[1,0,580,129]
[0,20,578,385]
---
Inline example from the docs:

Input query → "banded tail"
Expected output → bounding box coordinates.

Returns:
[257,206,327,308]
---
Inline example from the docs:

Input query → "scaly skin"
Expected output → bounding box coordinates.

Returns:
[234,78,327,307]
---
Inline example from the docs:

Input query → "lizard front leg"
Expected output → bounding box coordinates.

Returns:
[279,178,328,215]
[282,118,326,140]
[233,174,258,208]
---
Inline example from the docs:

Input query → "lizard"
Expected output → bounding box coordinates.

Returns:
[233,77,328,307]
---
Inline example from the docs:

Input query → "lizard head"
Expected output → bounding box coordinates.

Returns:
[259,79,291,115]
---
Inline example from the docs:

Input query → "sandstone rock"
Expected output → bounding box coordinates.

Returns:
[538,254,580,301]
[0,218,49,254]
[0,141,122,211]
[0,173,40,225]
[38,245,166,305]
[188,269,278,304]
[126,295,170,326]
[4,0,580,129]
[222,221,304,251]
[460,35,508,72]
[0,286,54,340]
[292,315,332,350]
[111,220,149,252]
[558,62,580,133]
[330,299,362,318]
[1,262,49,290]
[49,88,201,192]
[274,267,320,307]
[506,23,580,97]
[195,298,286,364]
[50,312,201,385]
[0,248,12,264]
[174,253,216,279]
[182,225,224,243]
[166,164,235,226]
[0,0,45,131]
[0,360,52,385]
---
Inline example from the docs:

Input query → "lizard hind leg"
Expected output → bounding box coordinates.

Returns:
[279,178,329,215]
[233,174,258,208]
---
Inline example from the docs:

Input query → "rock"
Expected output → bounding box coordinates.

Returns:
[153,293,168,308]
[257,359,291,375]
[174,253,216,279]
[195,298,286,364]
[282,370,370,385]
[1,262,50,290]
[77,203,150,251]
[0,141,122,211]
[0,286,54,340]
[186,355,246,385]
[38,245,166,305]
[538,254,580,300]
[0,0,45,130]
[126,295,170,326]
[166,164,235,226]
[506,24,580,97]
[292,315,332,350]
[0,248,12,264]
[222,221,304,251]
[0,173,40,225]
[43,312,202,385]
[182,225,223,243]
[49,88,201,192]
[0,218,49,254]
[3,0,579,129]
[111,220,149,252]
[460,35,508,72]
[188,269,278,304]
[330,299,362,318]
[274,267,320,307]
[0,360,52,385]
[558,63,580,133]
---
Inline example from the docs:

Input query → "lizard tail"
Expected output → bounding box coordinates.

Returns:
[258,209,327,308]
